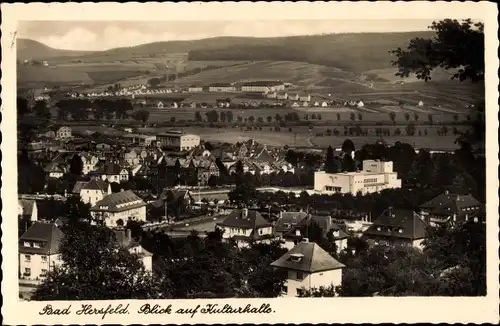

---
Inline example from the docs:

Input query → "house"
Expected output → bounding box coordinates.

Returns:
[56,126,72,139]
[288,93,299,101]
[314,160,402,195]
[274,213,350,252]
[157,101,164,109]
[114,228,153,272]
[270,239,345,297]
[419,191,484,226]
[267,91,277,99]
[44,162,65,178]
[90,190,147,227]
[299,94,311,102]
[418,101,424,107]
[156,131,200,151]
[93,163,129,183]
[314,101,320,107]
[363,208,428,248]
[357,101,365,108]
[291,102,300,108]
[80,153,99,175]
[73,179,112,206]
[277,92,288,100]
[321,101,329,107]
[196,160,221,186]
[19,221,64,281]
[188,85,203,93]
[208,83,235,92]
[216,208,275,248]
[18,199,38,221]
[302,101,309,107]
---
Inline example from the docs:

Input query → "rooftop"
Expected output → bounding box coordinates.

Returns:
[19,221,64,255]
[270,241,345,273]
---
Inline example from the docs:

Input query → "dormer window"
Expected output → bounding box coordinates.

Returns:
[33,242,41,248]
[23,242,31,247]
[398,228,403,234]
[376,227,382,231]
[290,253,304,263]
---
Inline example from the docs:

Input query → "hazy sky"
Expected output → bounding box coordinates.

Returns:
[18,20,435,51]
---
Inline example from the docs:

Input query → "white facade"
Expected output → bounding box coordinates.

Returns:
[314,160,402,195]
[80,185,111,207]
[180,135,201,151]
[49,171,64,179]
[101,169,129,183]
[56,127,72,139]
[19,251,62,281]
[81,156,99,175]
[282,269,342,297]
[209,86,235,92]
[188,86,203,93]
[129,245,153,272]
[92,205,147,227]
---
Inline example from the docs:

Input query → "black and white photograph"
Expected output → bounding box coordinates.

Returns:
[2,2,498,324]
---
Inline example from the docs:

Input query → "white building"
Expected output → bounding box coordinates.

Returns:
[208,83,235,92]
[72,179,112,206]
[188,86,203,93]
[314,160,402,195]
[18,199,38,221]
[271,239,345,297]
[90,190,147,227]
[157,131,200,151]
[240,81,285,93]
[56,126,72,139]
[19,221,64,281]
[216,208,275,248]
[94,163,129,183]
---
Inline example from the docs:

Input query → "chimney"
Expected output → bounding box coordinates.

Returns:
[241,208,248,219]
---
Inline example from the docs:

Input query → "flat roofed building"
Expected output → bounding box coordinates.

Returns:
[240,81,285,93]
[121,133,157,146]
[157,131,200,151]
[314,160,401,195]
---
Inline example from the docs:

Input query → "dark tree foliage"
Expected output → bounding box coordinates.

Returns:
[390,19,484,82]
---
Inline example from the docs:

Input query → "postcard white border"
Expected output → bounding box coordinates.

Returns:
[2,2,499,324]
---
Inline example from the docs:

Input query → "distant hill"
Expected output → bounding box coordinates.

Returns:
[186,32,436,72]
[19,32,435,71]
[17,39,94,61]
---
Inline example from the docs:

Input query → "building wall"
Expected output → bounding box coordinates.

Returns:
[56,127,72,139]
[314,161,401,195]
[93,206,147,227]
[180,135,201,151]
[283,269,342,297]
[80,189,105,207]
[19,252,62,280]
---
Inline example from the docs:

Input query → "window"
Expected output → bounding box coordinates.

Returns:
[41,269,47,275]
[376,227,381,231]
[24,255,31,262]
[296,288,304,296]
[41,256,48,262]
[296,271,304,280]
[33,242,40,248]
[24,268,31,276]
[23,242,31,247]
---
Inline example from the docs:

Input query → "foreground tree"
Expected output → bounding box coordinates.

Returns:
[32,221,163,300]
[390,19,484,82]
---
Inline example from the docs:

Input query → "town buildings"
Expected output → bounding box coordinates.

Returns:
[90,190,147,227]
[56,126,72,139]
[314,160,402,195]
[271,239,345,297]
[156,131,200,151]
[93,163,129,183]
[18,199,38,222]
[19,221,64,281]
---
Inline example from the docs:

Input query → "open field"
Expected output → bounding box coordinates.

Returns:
[163,60,353,87]
[141,105,472,124]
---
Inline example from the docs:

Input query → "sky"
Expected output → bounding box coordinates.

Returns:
[18,20,436,51]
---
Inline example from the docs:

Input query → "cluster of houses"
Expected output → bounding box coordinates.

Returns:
[18,153,484,298]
